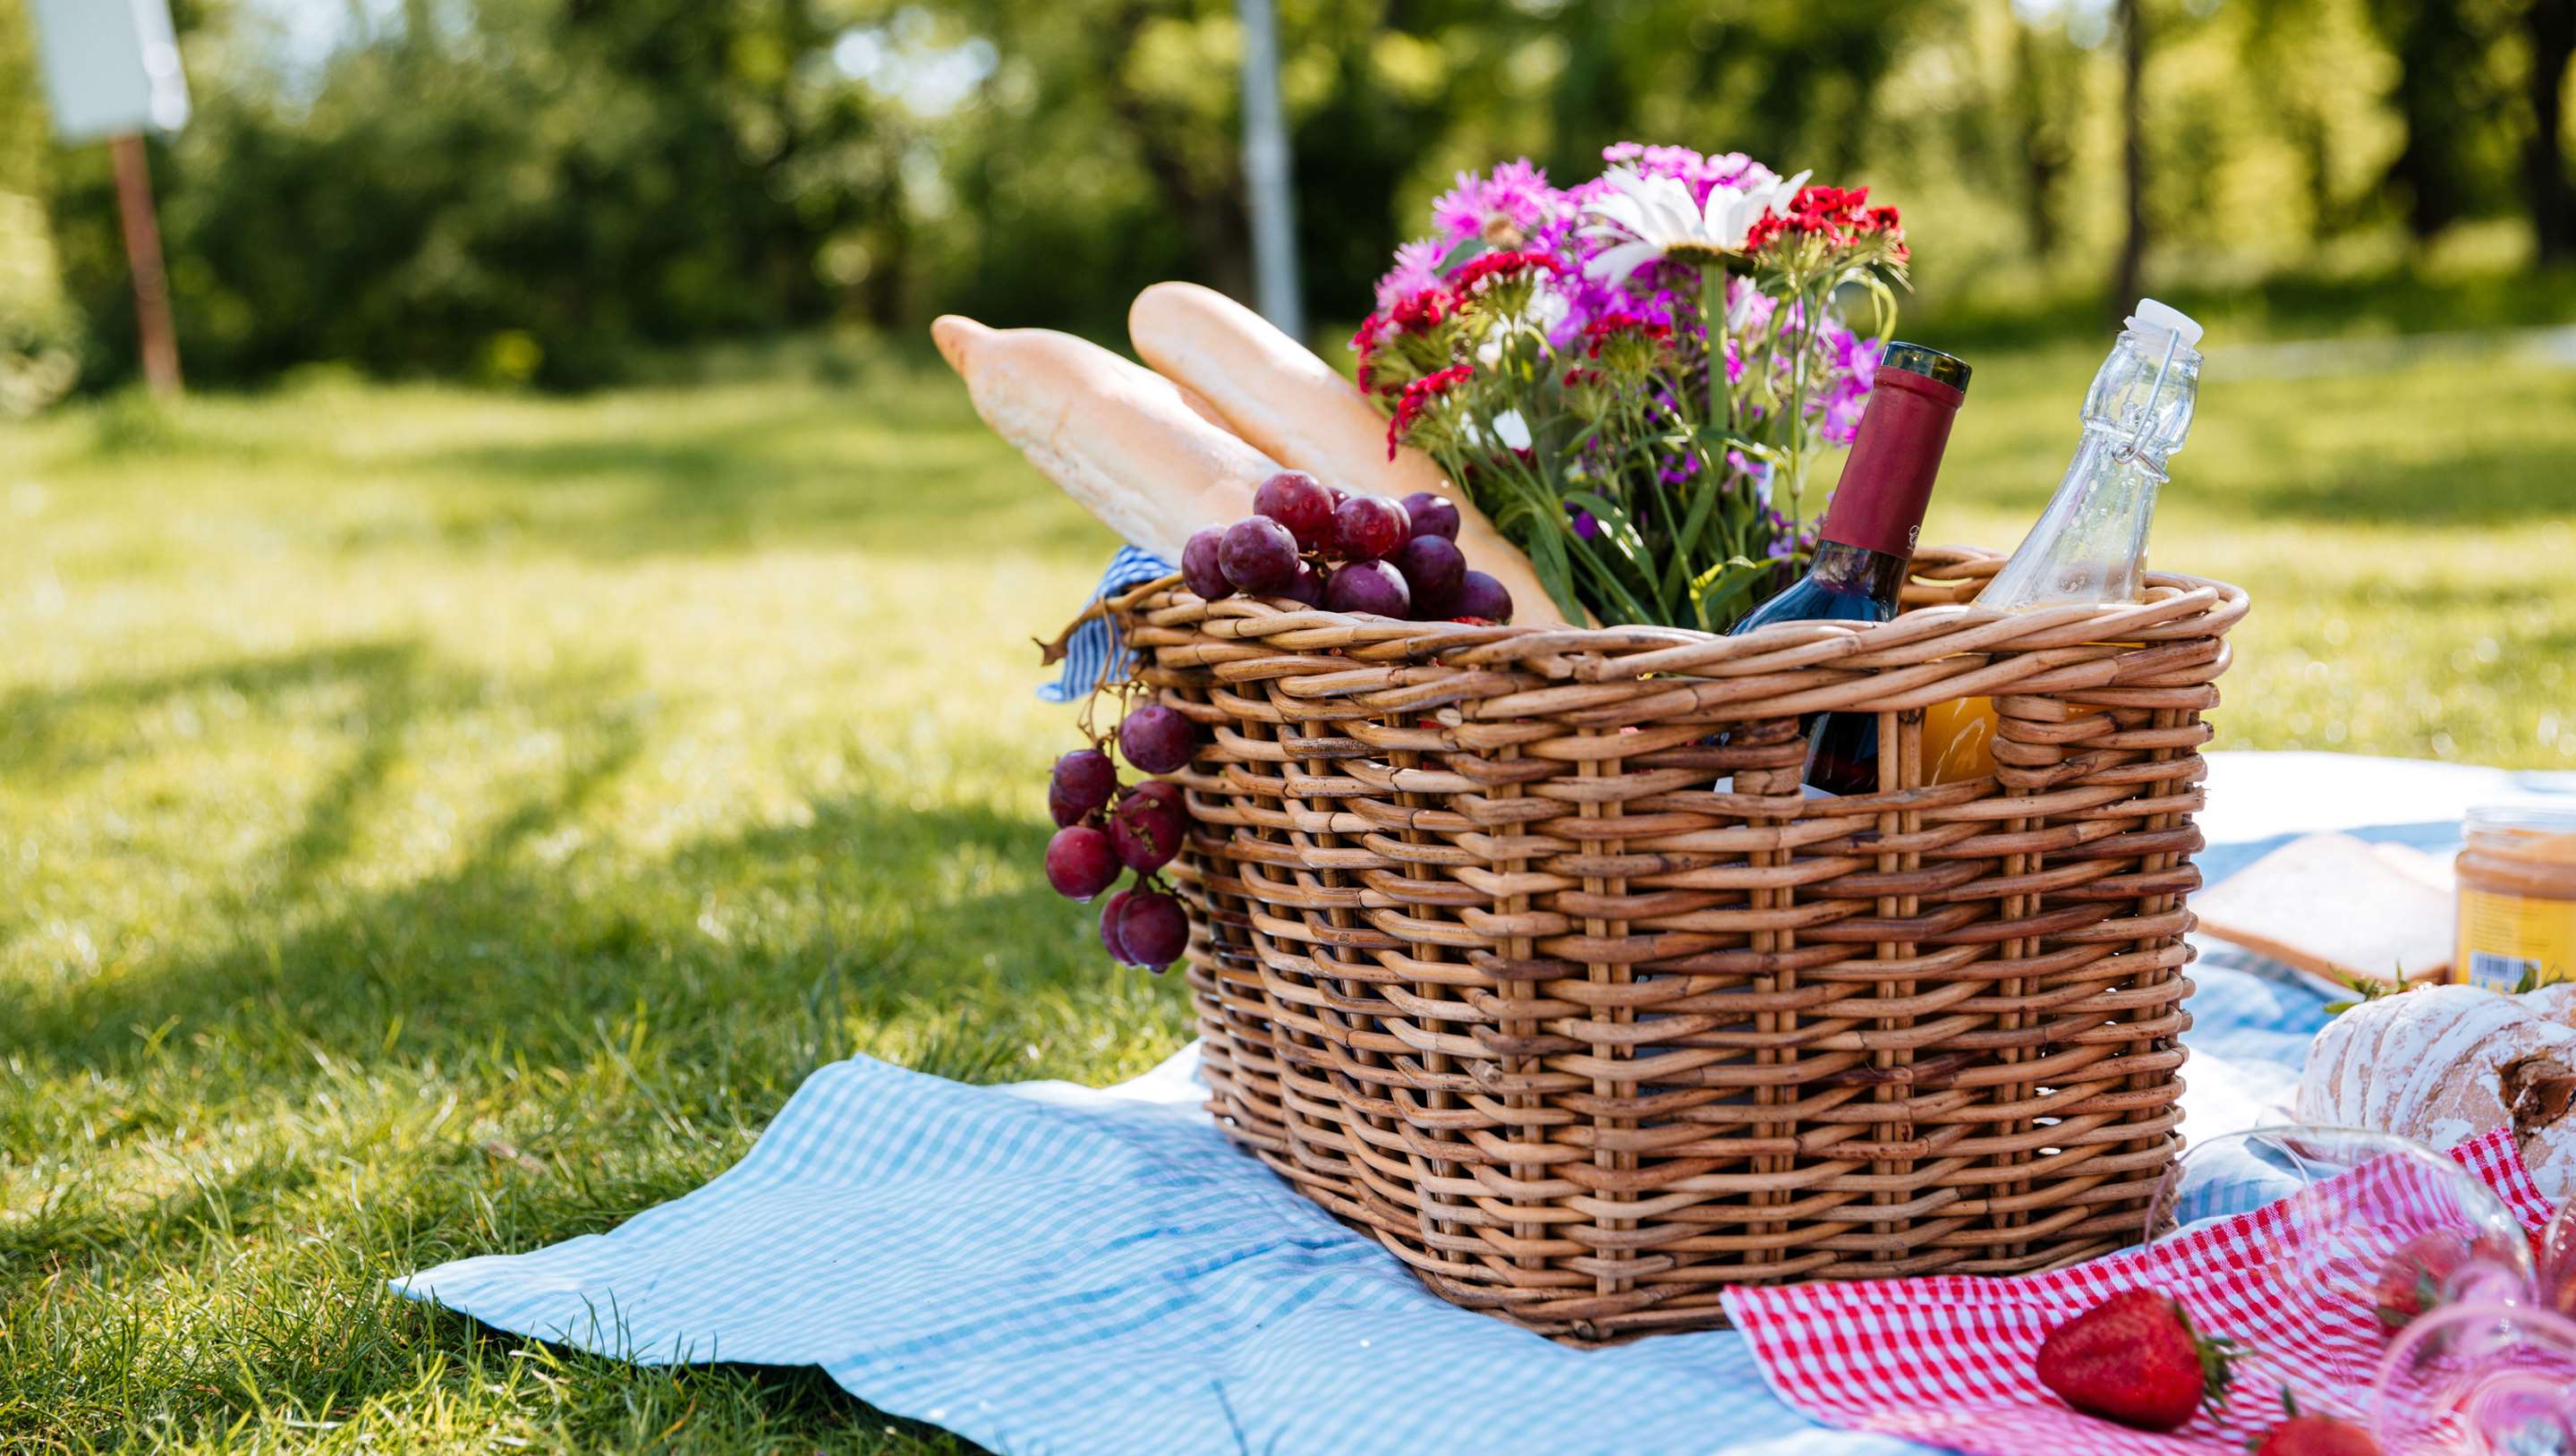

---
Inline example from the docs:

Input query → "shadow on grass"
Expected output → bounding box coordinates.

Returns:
[2206,440,2576,529]
[364,383,1113,565]
[7,775,1092,1101]
[0,639,434,780]
[0,627,1167,1447]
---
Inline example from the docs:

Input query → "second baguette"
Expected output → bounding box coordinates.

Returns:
[1129,282,1567,626]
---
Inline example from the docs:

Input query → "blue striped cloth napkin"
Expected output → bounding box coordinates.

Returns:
[1037,545,1175,705]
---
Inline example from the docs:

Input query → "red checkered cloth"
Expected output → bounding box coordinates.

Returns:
[1721,1128,2558,1454]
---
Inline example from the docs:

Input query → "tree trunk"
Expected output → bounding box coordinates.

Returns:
[2372,0,2480,238]
[2010,15,2064,262]
[2113,0,2146,314]
[1104,3,1254,303]
[2525,0,2576,264]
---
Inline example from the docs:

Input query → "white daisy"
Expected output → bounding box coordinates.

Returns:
[1578,166,1811,284]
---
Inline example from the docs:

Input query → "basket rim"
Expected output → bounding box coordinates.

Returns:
[1101,543,2249,685]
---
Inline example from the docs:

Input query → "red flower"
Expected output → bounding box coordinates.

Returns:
[1387,363,1473,459]
[1353,285,1457,393]
[1581,313,1674,359]
[1447,248,1567,294]
[1746,185,1906,257]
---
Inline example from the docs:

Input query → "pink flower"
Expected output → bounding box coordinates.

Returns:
[1373,238,1447,311]
[1433,159,1560,248]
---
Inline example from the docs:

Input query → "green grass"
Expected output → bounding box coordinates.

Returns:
[4,337,2574,1451]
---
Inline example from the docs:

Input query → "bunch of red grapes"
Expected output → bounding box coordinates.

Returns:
[1041,700,1200,971]
[1183,472,1514,623]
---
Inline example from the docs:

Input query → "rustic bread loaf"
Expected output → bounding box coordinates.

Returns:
[2295,983,2576,1198]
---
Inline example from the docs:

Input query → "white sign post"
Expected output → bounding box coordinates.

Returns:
[24,0,191,396]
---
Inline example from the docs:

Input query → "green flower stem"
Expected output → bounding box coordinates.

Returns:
[1701,262,1731,437]
[1782,280,1817,536]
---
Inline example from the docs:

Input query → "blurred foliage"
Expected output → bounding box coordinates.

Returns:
[0,0,2570,390]
[0,0,75,413]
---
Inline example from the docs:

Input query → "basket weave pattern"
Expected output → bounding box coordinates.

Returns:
[1113,548,2249,1340]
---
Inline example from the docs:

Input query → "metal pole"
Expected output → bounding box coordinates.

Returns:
[109,132,182,397]
[1237,0,1302,341]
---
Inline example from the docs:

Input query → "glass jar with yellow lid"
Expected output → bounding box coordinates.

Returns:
[2454,804,2576,990]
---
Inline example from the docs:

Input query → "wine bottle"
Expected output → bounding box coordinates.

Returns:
[1732,341,1972,795]
[1924,300,2205,784]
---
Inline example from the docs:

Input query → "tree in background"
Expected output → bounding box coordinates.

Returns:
[0,0,76,413]
[2113,0,2145,314]
[2363,0,2498,240]
[44,0,921,386]
[2522,0,2576,263]
[0,0,2569,392]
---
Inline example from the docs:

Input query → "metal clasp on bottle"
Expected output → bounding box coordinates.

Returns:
[2110,326,2183,466]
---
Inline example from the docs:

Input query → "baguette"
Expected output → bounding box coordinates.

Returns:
[1128,281,1566,626]
[931,315,1278,561]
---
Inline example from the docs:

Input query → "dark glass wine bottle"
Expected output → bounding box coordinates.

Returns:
[1730,342,1972,795]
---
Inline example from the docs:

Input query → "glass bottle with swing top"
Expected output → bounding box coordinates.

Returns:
[1977,298,2204,610]
[1924,300,2205,783]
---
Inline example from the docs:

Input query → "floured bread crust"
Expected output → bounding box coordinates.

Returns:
[2297,983,2576,1198]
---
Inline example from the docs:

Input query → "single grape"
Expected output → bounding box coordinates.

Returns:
[1118,702,1196,775]
[1044,824,1122,901]
[1098,887,1135,961]
[1180,526,1231,601]
[1282,562,1326,608]
[1327,485,1350,510]
[1122,778,1184,816]
[1399,491,1461,541]
[1391,534,1466,617]
[1113,889,1190,970]
[1252,471,1335,551]
[1219,516,1301,594]
[1108,784,1187,872]
[1322,558,1412,618]
[1050,748,1118,822]
[1450,569,1515,623]
[1048,782,1085,828]
[1329,494,1410,561]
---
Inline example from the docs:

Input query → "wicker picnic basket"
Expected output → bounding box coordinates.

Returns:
[1102,544,2249,1341]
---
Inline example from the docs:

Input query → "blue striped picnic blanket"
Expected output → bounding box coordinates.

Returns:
[397,549,2576,1453]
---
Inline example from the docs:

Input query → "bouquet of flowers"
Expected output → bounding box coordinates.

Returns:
[1355,143,1910,630]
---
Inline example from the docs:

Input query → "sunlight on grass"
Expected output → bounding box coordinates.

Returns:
[4,342,2572,1449]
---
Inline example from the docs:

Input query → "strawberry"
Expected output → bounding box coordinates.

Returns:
[2249,1391,2379,1455]
[2036,1290,2242,1432]
[2374,1228,2519,1332]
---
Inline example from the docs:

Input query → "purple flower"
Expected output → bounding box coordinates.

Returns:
[1433,159,1560,249]
[1598,142,1782,208]
[1815,326,1881,447]
[1568,503,1601,539]
[1373,238,1448,311]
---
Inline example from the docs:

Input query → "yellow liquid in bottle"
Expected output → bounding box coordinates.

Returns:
[1922,697,2113,784]
[1924,697,2000,784]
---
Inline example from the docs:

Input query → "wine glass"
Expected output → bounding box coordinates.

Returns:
[2544,1196,2576,1317]
[2143,1127,2536,1422]
[2377,1300,2576,1452]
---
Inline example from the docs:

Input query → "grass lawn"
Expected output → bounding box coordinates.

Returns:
[4,338,2574,1451]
